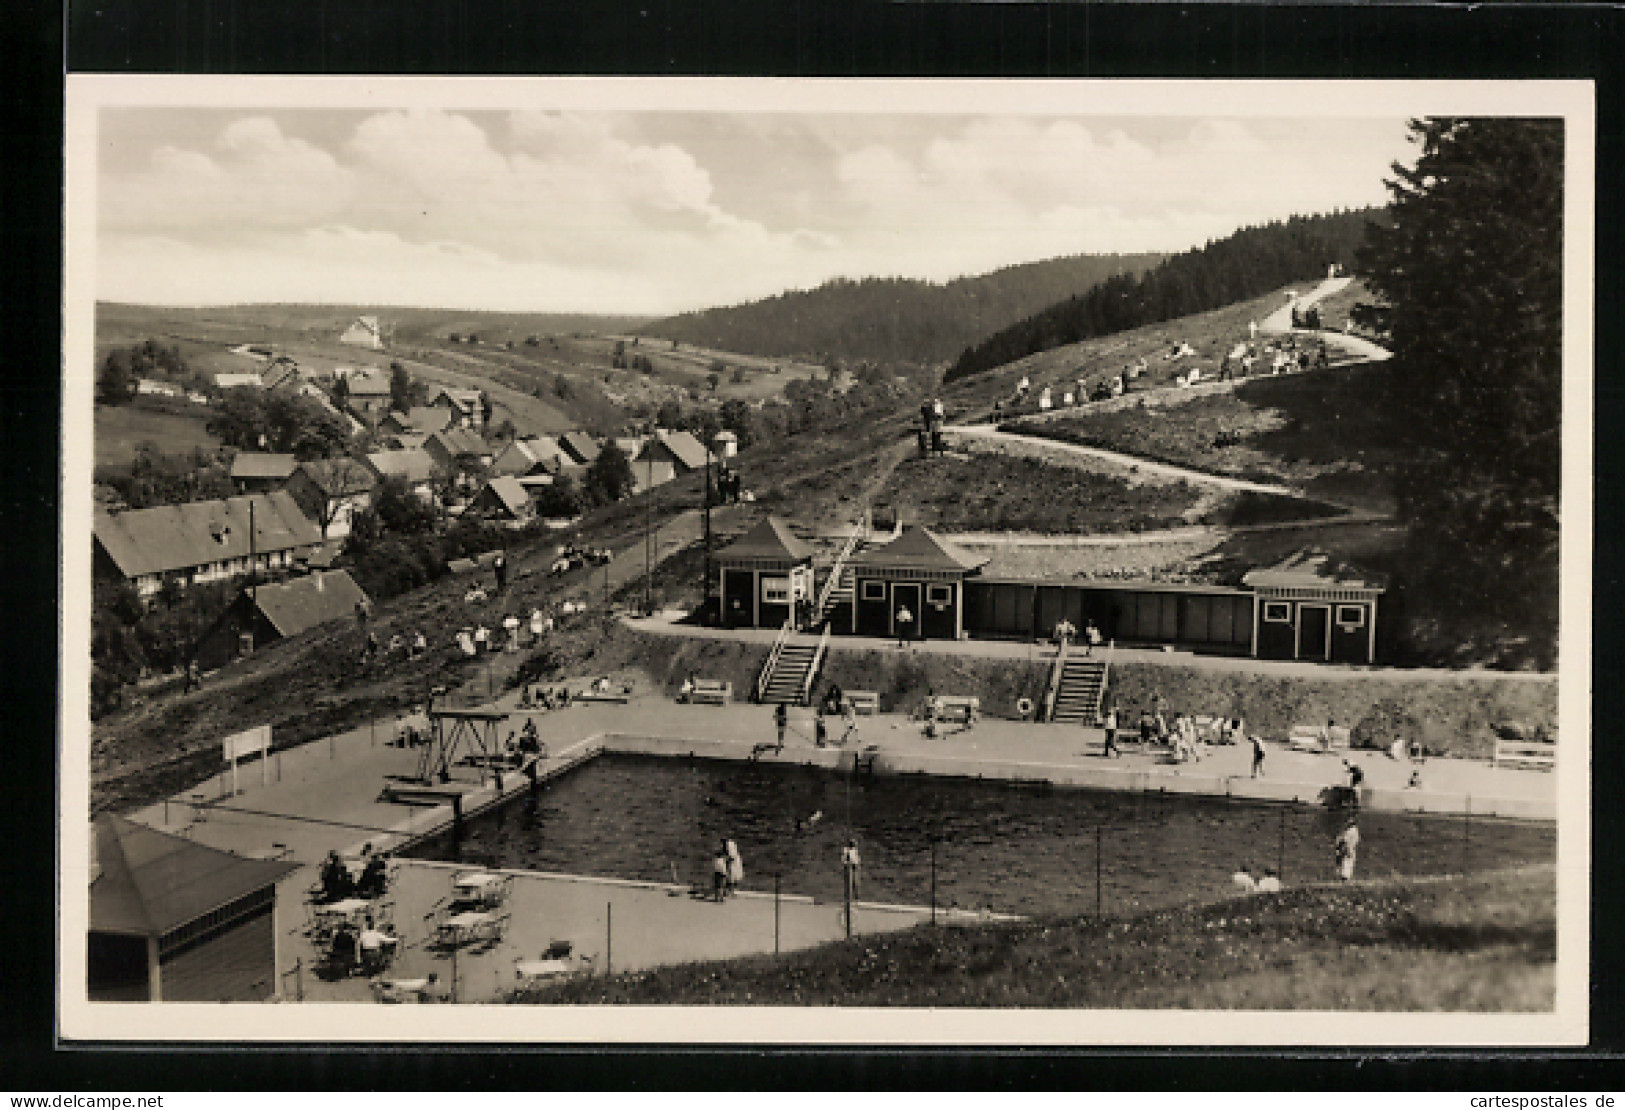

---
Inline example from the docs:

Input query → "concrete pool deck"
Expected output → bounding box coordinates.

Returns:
[120,690,1556,1001]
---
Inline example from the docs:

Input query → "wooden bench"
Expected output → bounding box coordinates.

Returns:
[844,691,880,716]
[934,695,980,726]
[1494,738,1555,771]
[689,679,732,706]
[575,689,630,705]
[1289,723,1350,752]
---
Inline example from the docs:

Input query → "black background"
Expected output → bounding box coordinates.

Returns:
[7,0,1623,1090]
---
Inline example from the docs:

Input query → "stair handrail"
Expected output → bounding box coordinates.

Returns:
[1094,645,1113,725]
[755,619,794,702]
[800,622,832,706]
[815,528,862,618]
[1039,635,1068,723]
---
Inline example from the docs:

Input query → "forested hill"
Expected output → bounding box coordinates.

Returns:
[636,252,1163,367]
[946,209,1384,384]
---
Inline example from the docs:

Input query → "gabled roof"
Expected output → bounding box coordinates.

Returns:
[1241,549,1388,594]
[91,815,298,939]
[94,493,321,580]
[478,475,531,518]
[853,524,987,574]
[260,360,303,392]
[433,387,483,413]
[641,429,709,472]
[230,453,298,481]
[345,370,392,396]
[246,569,369,638]
[403,406,453,434]
[428,426,491,459]
[294,457,378,498]
[365,448,439,485]
[718,516,812,562]
[559,431,601,465]
[214,373,263,389]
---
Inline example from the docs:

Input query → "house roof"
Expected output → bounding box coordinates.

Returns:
[632,459,676,492]
[478,475,531,518]
[434,387,483,413]
[245,569,370,638]
[428,426,491,459]
[718,516,812,562]
[403,406,453,435]
[94,493,322,580]
[295,457,378,497]
[491,439,549,476]
[853,524,988,574]
[365,448,439,484]
[214,373,263,389]
[260,360,303,392]
[1241,549,1388,594]
[642,429,709,472]
[91,815,298,939]
[229,453,298,481]
[559,431,601,465]
[345,371,392,397]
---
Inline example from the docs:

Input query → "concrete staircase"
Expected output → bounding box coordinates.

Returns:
[758,641,823,705]
[1049,657,1108,725]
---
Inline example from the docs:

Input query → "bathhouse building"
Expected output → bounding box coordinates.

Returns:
[716,516,814,630]
[845,525,987,641]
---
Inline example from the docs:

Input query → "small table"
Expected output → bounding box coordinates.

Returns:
[437,910,493,948]
[514,958,573,982]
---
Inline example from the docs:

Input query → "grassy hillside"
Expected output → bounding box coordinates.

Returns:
[1005,362,1412,515]
[523,866,1555,1010]
[94,400,220,467]
[639,253,1163,366]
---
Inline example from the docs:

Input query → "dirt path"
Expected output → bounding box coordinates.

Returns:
[1260,275,1392,363]
[942,424,1303,497]
[940,510,1393,548]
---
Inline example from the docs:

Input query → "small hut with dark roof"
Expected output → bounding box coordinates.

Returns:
[847,524,988,641]
[88,815,298,1002]
[1242,549,1387,664]
[715,516,814,630]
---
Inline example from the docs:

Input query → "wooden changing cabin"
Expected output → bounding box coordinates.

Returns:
[1242,550,1386,665]
[844,525,987,641]
[716,517,815,630]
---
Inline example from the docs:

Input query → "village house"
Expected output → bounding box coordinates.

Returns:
[631,459,677,494]
[339,315,386,350]
[431,387,486,431]
[283,458,378,540]
[195,569,370,672]
[469,475,535,527]
[379,405,452,439]
[88,815,298,1002]
[362,447,441,503]
[638,428,710,474]
[213,372,263,390]
[228,452,298,494]
[423,426,493,478]
[490,434,565,479]
[258,357,304,393]
[93,492,322,599]
[342,370,393,424]
[557,430,602,470]
[135,378,182,399]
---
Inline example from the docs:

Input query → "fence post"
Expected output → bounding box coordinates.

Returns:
[606,901,613,976]
[295,957,303,1002]
[1095,823,1103,920]
[844,866,853,940]
[1463,796,1471,875]
[930,840,937,927]
[1277,806,1287,882]
[774,872,781,955]
[451,944,458,1004]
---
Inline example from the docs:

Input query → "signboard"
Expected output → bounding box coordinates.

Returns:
[222,724,272,795]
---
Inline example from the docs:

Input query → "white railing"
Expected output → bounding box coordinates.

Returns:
[1039,637,1068,723]
[755,619,794,703]
[815,529,862,618]
[800,623,832,706]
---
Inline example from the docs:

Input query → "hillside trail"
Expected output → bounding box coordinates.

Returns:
[1259,275,1392,362]
[940,424,1302,498]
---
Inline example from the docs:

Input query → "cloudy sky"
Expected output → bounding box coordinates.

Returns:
[96,108,1415,316]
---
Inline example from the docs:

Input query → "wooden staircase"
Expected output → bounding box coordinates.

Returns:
[757,639,824,705]
[814,529,862,625]
[1048,657,1109,725]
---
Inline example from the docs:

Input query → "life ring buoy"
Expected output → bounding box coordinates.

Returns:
[1016,697,1035,718]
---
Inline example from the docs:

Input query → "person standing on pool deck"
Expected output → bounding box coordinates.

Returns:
[1102,706,1120,758]
[815,710,829,748]
[1251,732,1267,778]
[726,839,744,896]
[1334,819,1360,881]
[774,702,788,751]
[895,603,914,647]
[712,844,731,902]
[842,839,862,900]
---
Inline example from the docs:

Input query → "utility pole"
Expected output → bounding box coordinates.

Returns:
[702,445,713,625]
[644,457,653,616]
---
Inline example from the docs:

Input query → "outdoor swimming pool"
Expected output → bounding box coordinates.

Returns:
[407,754,1556,920]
